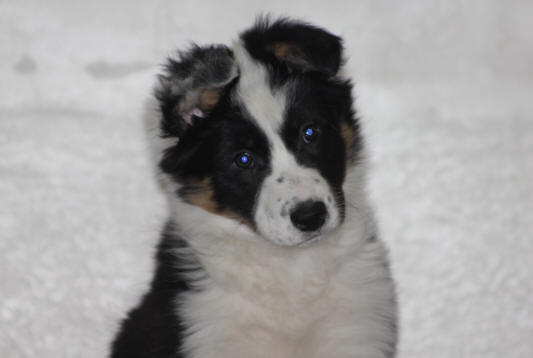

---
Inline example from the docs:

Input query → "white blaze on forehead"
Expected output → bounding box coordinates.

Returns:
[232,41,287,134]
[232,41,300,181]
[231,41,294,173]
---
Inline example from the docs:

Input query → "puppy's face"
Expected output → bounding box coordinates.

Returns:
[156,19,361,246]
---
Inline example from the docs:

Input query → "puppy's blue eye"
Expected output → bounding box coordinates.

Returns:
[302,125,319,143]
[235,152,254,169]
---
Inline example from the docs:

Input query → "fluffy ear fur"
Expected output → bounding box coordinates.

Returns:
[240,17,343,77]
[155,45,239,137]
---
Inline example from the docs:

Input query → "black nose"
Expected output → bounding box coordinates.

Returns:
[290,200,327,232]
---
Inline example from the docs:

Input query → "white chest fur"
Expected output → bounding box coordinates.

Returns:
[174,216,396,358]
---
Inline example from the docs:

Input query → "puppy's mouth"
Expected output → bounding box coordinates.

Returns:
[296,232,325,247]
[273,221,337,248]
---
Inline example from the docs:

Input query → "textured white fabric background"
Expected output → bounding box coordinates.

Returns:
[1,1,532,357]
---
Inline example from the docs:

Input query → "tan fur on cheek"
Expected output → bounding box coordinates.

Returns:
[181,178,218,213]
[180,178,254,228]
[340,122,356,158]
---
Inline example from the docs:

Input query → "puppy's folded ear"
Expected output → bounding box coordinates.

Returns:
[155,45,238,137]
[241,17,343,77]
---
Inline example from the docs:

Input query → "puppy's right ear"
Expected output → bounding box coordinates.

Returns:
[155,45,238,137]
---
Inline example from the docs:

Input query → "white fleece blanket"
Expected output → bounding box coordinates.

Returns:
[1,1,532,357]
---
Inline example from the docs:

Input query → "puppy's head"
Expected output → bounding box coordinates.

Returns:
[155,18,361,247]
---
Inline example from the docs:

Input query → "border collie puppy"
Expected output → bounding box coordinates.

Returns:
[111,17,397,358]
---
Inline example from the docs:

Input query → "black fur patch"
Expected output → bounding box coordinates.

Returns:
[278,74,359,223]
[110,222,201,358]
[160,95,272,223]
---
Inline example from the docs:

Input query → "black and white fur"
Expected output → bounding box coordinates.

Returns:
[111,17,397,358]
